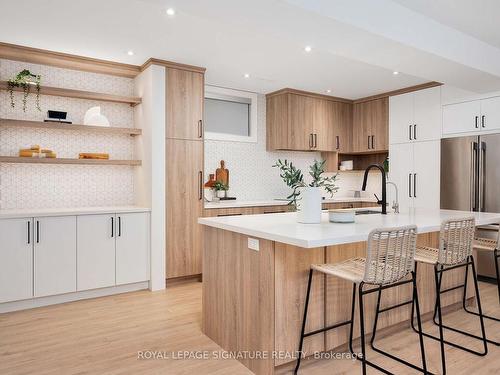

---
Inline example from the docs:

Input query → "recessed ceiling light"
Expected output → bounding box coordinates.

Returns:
[393,71,399,75]
[304,46,312,53]
[326,89,331,93]
[127,50,134,56]
[243,73,250,78]
[166,8,175,16]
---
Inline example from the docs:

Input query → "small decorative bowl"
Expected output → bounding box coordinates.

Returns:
[329,209,355,223]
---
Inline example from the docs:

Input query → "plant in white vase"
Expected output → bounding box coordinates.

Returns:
[273,159,338,223]
[213,181,229,198]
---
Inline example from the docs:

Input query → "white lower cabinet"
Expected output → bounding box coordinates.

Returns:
[116,213,150,285]
[389,140,440,212]
[77,214,116,291]
[0,218,33,303]
[34,216,77,297]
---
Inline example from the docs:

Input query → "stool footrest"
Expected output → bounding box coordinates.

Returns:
[439,283,465,294]
[303,319,351,338]
[379,298,413,313]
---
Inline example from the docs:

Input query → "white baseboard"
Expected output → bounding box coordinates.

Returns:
[0,282,149,314]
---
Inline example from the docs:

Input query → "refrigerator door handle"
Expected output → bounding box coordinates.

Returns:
[479,141,486,212]
[470,142,476,211]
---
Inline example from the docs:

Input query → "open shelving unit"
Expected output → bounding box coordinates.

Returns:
[0,81,142,106]
[0,118,142,136]
[0,156,141,166]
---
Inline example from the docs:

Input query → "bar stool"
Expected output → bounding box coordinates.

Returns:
[295,225,429,375]
[411,217,488,375]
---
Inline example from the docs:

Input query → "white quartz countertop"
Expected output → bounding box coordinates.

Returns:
[0,206,151,219]
[198,209,500,248]
[204,197,377,209]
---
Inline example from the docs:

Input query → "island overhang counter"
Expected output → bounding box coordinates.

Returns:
[198,209,500,374]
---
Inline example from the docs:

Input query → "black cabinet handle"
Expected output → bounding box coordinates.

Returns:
[413,124,417,140]
[313,133,317,148]
[217,213,243,217]
[36,220,40,243]
[118,216,122,237]
[199,171,203,201]
[27,221,30,244]
[475,116,479,128]
[413,173,417,198]
[408,174,412,198]
[371,135,375,149]
[409,125,413,141]
[198,120,203,138]
[309,133,313,148]
[481,115,485,128]
[336,135,340,150]
[111,217,114,237]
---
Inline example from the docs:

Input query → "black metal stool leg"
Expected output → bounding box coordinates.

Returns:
[294,269,313,375]
[495,249,500,304]
[348,283,357,355]
[413,271,428,374]
[434,264,447,375]
[358,282,367,375]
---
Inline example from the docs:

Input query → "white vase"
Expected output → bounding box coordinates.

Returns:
[216,190,226,198]
[297,186,322,224]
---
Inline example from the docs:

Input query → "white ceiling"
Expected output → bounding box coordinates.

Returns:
[1,0,500,98]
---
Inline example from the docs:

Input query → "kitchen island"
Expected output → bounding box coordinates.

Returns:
[199,209,500,374]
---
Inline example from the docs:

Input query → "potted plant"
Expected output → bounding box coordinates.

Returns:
[273,159,338,223]
[213,181,229,198]
[7,69,42,112]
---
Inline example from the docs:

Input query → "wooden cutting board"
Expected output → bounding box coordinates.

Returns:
[215,160,229,186]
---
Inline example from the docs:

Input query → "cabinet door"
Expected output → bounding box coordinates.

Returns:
[370,97,389,151]
[353,101,372,152]
[166,139,204,278]
[34,216,76,297]
[413,141,441,210]
[480,96,500,131]
[388,143,414,212]
[77,214,116,291]
[313,99,334,151]
[442,101,480,135]
[116,213,150,285]
[389,92,413,144]
[413,87,442,142]
[289,94,314,150]
[166,68,204,140]
[0,218,33,303]
[321,101,352,153]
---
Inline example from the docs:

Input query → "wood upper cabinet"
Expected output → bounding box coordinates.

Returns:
[166,68,204,140]
[166,138,204,279]
[266,90,352,152]
[352,97,388,152]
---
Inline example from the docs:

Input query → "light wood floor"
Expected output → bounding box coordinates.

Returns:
[0,281,499,375]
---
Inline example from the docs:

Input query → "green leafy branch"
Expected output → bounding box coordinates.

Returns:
[7,69,42,112]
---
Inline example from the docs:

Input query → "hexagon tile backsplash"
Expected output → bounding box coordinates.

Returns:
[0,59,136,209]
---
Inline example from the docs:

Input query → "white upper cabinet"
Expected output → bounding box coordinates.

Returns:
[116,213,150,285]
[390,86,441,144]
[77,214,116,291]
[480,96,500,131]
[0,218,33,303]
[442,100,481,135]
[34,216,77,297]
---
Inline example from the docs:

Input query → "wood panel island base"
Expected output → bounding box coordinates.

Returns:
[199,210,500,374]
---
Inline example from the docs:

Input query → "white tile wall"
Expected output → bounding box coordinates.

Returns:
[0,59,136,209]
[205,94,382,201]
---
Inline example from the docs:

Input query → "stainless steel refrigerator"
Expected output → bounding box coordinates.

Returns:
[441,134,500,278]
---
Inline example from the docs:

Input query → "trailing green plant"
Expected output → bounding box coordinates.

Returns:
[7,69,41,112]
[213,181,229,191]
[273,159,339,207]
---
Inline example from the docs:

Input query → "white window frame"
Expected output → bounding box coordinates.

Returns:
[204,85,258,143]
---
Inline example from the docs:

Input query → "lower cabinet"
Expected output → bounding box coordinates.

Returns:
[0,211,150,304]
[0,218,33,303]
[115,213,150,285]
[34,215,77,297]
[77,214,116,291]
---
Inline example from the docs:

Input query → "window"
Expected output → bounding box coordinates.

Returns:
[204,86,258,142]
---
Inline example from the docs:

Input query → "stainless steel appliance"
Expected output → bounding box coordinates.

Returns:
[441,134,500,278]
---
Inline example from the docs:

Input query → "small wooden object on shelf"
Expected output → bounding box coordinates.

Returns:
[79,153,110,160]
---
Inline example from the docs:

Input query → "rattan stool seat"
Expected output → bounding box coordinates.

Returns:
[312,258,366,283]
[474,237,497,252]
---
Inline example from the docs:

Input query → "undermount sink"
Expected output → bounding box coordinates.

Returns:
[355,210,380,215]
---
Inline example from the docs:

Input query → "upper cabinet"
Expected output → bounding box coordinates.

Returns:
[390,86,441,144]
[166,68,204,140]
[443,95,500,135]
[266,90,352,152]
[352,97,388,152]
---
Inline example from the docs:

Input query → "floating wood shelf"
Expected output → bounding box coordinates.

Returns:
[0,81,142,106]
[0,156,141,166]
[0,118,142,136]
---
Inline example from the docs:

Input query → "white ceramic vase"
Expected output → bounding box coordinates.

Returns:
[216,190,226,198]
[297,186,322,224]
